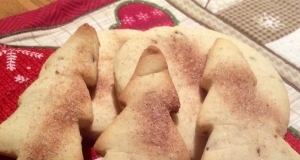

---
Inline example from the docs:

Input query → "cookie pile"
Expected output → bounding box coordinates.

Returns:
[0,24,299,160]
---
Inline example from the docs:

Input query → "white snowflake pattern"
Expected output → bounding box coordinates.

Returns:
[136,12,150,21]
[121,15,135,25]
[151,8,164,16]
[18,49,43,58]
[14,74,29,83]
[252,12,284,30]
[6,50,17,71]
[0,47,44,71]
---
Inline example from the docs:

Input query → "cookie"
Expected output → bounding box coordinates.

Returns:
[94,45,190,159]
[84,29,141,140]
[0,24,99,160]
[198,38,299,159]
[113,26,291,159]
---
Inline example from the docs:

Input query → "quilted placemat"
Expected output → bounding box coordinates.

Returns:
[0,0,299,159]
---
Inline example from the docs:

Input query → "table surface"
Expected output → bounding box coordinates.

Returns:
[0,0,55,19]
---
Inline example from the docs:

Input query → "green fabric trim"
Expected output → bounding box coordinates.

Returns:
[110,0,179,30]
[288,126,300,139]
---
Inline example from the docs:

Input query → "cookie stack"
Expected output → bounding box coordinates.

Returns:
[0,24,298,160]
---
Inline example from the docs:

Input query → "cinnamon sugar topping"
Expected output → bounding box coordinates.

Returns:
[211,62,280,124]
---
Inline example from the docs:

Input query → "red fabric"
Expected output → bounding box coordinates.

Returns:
[0,0,115,38]
[0,45,54,122]
[285,131,300,154]
[112,1,177,31]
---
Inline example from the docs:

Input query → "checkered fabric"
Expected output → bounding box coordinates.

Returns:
[217,0,300,44]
